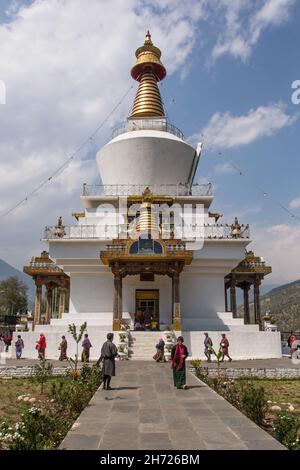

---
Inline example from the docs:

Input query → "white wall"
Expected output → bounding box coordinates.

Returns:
[69,273,113,313]
[183,331,282,360]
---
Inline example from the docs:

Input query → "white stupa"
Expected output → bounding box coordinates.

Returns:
[21,32,281,360]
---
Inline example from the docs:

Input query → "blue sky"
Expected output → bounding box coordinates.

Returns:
[0,0,299,284]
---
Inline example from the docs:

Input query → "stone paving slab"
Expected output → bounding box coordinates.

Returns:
[60,361,285,450]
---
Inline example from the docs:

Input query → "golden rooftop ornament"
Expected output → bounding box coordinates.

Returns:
[130,31,166,118]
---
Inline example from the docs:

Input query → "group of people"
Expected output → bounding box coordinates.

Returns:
[134,309,158,331]
[204,332,232,363]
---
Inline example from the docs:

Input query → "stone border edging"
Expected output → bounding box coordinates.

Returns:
[189,366,300,379]
[0,367,69,378]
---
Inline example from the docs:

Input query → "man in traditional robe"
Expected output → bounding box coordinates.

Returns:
[171,336,189,389]
[99,333,118,390]
[81,334,92,362]
[58,335,68,361]
[204,332,213,362]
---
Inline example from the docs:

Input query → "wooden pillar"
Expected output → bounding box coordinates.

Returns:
[45,285,53,324]
[225,283,228,312]
[254,278,261,327]
[243,283,251,324]
[230,278,237,318]
[58,286,66,318]
[113,272,122,331]
[33,279,42,328]
[172,272,181,331]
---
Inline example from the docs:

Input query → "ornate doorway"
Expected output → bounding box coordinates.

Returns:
[135,289,159,328]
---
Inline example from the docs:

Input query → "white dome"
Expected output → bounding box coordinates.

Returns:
[96,130,196,187]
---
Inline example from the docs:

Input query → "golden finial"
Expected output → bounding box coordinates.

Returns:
[129,31,166,118]
[145,30,152,45]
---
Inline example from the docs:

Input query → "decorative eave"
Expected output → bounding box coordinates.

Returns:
[100,239,193,266]
[226,249,272,279]
[23,251,69,279]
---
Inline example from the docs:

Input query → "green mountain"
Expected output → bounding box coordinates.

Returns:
[0,259,34,300]
[238,279,300,332]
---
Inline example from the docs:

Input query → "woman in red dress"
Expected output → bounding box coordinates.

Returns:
[36,333,46,360]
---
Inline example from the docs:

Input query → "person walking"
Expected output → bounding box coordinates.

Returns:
[204,332,213,362]
[0,335,5,354]
[171,336,189,390]
[287,331,297,358]
[220,333,232,362]
[99,333,118,390]
[58,335,68,361]
[4,333,12,353]
[81,333,92,362]
[153,338,165,362]
[15,335,24,359]
[36,333,46,360]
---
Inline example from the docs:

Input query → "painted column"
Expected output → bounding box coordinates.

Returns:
[45,286,53,324]
[58,286,66,318]
[243,283,251,324]
[224,283,228,312]
[33,279,42,328]
[113,272,122,331]
[254,278,261,327]
[172,272,181,331]
[230,278,237,318]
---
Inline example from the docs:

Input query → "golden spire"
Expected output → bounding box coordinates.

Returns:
[135,188,160,238]
[130,31,166,119]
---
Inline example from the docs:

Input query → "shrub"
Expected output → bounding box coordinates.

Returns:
[273,411,300,450]
[31,359,53,394]
[51,364,102,417]
[0,407,68,450]
[240,384,268,426]
[190,359,201,370]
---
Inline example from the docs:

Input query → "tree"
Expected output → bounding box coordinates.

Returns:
[0,276,28,316]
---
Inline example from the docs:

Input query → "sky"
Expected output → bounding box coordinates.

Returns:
[0,0,299,285]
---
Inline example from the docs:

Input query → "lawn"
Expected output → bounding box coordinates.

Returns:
[0,376,69,425]
[240,378,300,414]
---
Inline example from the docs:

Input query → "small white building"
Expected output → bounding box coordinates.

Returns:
[21,32,281,360]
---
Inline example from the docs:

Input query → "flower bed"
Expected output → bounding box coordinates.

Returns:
[0,363,102,450]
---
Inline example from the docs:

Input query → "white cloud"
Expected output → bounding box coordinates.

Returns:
[252,222,300,284]
[211,0,296,61]
[214,162,234,174]
[0,0,205,268]
[290,197,300,210]
[197,103,296,150]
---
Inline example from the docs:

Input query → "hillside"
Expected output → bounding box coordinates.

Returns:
[0,259,34,300]
[238,279,300,332]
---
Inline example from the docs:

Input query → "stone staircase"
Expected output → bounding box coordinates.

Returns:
[129,331,163,360]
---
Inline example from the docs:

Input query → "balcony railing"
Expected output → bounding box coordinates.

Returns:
[43,223,250,240]
[82,183,213,197]
[111,119,185,140]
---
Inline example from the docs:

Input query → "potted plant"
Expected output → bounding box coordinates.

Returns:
[118,332,128,343]
[164,343,173,361]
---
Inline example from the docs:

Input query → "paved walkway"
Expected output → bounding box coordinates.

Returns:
[60,362,285,450]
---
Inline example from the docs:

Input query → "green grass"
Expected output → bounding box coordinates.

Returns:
[237,378,300,414]
[0,376,69,426]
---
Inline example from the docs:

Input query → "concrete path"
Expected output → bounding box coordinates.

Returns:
[60,362,285,450]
